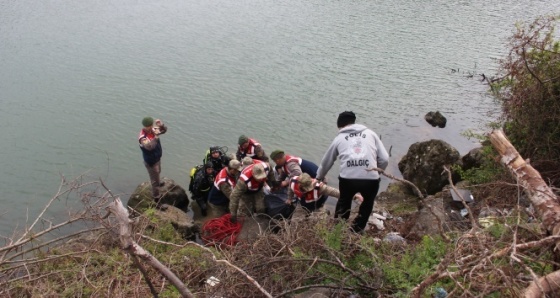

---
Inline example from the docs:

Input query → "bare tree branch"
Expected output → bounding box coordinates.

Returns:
[366,167,424,198]
[105,197,194,298]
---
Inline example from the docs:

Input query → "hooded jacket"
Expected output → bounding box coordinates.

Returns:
[316,124,389,180]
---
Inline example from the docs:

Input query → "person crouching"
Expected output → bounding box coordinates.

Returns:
[287,173,340,213]
[229,162,270,223]
[207,160,243,217]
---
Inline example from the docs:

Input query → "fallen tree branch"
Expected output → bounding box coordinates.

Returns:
[136,234,273,297]
[410,256,452,298]
[524,270,560,298]
[489,129,560,297]
[366,167,424,199]
[489,130,560,250]
[105,197,194,298]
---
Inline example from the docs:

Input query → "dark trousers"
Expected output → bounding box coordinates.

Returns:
[336,177,380,232]
[300,195,328,212]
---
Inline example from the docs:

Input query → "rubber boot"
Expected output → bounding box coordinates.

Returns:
[195,197,208,216]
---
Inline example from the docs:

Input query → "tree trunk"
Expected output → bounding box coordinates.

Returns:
[489,129,560,242]
[489,129,560,297]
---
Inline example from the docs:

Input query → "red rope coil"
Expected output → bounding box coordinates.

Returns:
[201,213,243,247]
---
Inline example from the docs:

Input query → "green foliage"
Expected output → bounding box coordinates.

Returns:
[380,236,450,295]
[142,208,184,253]
[160,287,181,298]
[494,16,560,184]
[318,222,345,251]
[453,145,505,184]
[486,222,508,239]
[390,201,419,215]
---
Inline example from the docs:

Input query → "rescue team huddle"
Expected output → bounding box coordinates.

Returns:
[138,111,389,233]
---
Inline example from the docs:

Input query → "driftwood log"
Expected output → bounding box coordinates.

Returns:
[106,197,194,298]
[489,129,560,297]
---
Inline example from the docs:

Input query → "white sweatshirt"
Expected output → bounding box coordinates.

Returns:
[316,124,389,180]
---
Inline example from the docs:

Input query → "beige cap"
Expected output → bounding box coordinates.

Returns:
[252,163,267,180]
[242,156,253,166]
[298,173,314,192]
[228,160,243,171]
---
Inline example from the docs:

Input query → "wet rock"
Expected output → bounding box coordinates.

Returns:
[425,111,447,128]
[127,177,190,213]
[398,139,461,195]
[155,205,198,240]
[236,215,271,243]
[383,232,406,244]
[461,147,484,171]
[386,181,415,196]
[375,189,420,216]
[408,195,447,237]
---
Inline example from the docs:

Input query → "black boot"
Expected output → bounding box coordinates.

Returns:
[195,197,208,216]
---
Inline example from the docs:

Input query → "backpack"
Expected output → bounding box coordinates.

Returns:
[188,165,204,193]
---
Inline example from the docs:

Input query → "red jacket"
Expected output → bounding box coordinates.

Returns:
[239,162,269,192]
[290,176,321,203]
[214,167,237,189]
[238,138,261,158]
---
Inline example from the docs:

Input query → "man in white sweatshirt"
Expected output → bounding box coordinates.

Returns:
[316,111,389,233]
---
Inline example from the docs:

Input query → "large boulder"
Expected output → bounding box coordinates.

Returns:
[398,139,461,195]
[127,177,190,213]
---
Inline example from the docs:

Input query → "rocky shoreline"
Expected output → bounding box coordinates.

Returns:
[126,132,490,244]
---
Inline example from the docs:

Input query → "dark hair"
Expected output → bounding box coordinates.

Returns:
[337,111,356,128]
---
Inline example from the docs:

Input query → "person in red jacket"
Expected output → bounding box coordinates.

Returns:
[270,150,320,188]
[287,173,340,212]
[138,116,167,201]
[207,160,243,216]
[229,162,270,223]
[236,135,269,162]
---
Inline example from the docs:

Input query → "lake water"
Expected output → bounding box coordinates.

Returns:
[1,0,559,236]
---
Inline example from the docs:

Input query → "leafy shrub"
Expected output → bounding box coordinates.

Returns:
[380,235,450,296]
[453,144,506,184]
[494,16,560,185]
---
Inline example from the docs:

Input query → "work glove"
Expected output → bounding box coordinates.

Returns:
[230,216,237,224]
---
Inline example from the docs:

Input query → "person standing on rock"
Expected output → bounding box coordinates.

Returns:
[316,111,389,233]
[138,116,167,202]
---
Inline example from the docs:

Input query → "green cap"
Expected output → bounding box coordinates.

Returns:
[142,117,154,127]
[238,135,249,145]
[270,150,285,160]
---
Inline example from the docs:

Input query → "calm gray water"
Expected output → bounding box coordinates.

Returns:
[1,0,559,236]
